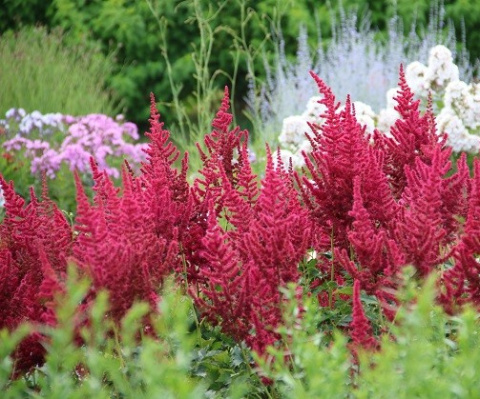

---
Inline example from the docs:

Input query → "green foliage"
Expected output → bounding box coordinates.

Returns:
[0,0,50,32]
[256,274,480,398]
[0,270,265,397]
[0,26,119,118]
[3,267,480,397]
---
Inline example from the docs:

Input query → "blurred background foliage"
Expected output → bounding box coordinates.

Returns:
[1,0,478,132]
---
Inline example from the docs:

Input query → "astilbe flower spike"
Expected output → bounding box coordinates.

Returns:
[193,147,311,356]
[350,280,378,351]
[0,176,71,376]
[394,146,450,277]
[336,177,404,319]
[73,163,178,324]
[440,153,470,244]
[441,159,480,310]
[374,65,448,198]
[71,95,189,323]
[301,72,397,254]
[194,86,247,208]
[186,87,250,284]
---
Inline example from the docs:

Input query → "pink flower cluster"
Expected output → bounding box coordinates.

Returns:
[1,111,148,178]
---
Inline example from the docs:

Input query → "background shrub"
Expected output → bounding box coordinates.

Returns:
[3,0,477,132]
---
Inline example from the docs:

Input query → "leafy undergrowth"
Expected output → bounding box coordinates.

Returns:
[1,270,480,398]
[2,68,480,396]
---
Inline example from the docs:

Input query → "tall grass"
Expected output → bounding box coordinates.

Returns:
[0,26,121,117]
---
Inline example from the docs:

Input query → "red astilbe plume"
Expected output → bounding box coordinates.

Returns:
[192,149,311,356]
[336,178,404,320]
[194,86,248,209]
[142,93,190,206]
[440,153,470,244]
[394,146,450,278]
[374,65,448,198]
[349,280,378,353]
[189,202,252,342]
[139,94,195,283]
[440,159,480,311]
[186,87,250,284]
[0,177,72,377]
[300,72,398,254]
[73,165,178,325]
[141,94,192,236]
[240,148,311,289]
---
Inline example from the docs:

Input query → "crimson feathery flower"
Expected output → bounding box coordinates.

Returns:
[374,65,448,198]
[301,72,398,255]
[187,87,252,285]
[193,147,311,356]
[195,86,247,201]
[440,153,470,244]
[394,146,449,277]
[0,176,71,376]
[441,158,480,310]
[336,178,404,319]
[73,165,178,323]
[350,280,378,350]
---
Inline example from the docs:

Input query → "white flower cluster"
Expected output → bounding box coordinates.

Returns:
[373,45,480,153]
[0,187,4,208]
[279,44,480,156]
[277,97,324,169]
[405,45,459,98]
[3,108,65,136]
[436,80,480,152]
[278,97,376,168]
[377,87,401,136]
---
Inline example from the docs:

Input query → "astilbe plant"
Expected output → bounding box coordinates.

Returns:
[72,95,190,324]
[0,176,71,377]
[188,89,311,355]
[183,87,248,284]
[298,67,474,323]
[6,67,480,385]
[349,280,378,352]
[373,66,447,199]
[440,158,480,311]
[191,149,311,356]
[297,71,403,312]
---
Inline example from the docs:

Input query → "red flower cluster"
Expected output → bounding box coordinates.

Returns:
[0,178,71,376]
[2,68,480,376]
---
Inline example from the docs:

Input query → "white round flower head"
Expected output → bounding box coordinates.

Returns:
[436,108,480,153]
[405,61,429,97]
[444,80,469,109]
[427,45,460,90]
[377,108,400,137]
[386,87,401,110]
[469,82,480,128]
[279,115,311,149]
[352,101,376,134]
[302,96,327,122]
[5,109,16,119]
[444,80,480,130]
[0,186,4,208]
